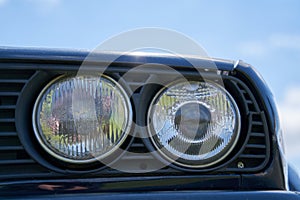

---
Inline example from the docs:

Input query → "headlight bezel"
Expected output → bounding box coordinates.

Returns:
[146,79,241,169]
[14,64,269,175]
[32,74,133,165]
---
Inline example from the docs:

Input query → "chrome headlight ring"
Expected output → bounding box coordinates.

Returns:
[147,80,241,168]
[32,74,132,164]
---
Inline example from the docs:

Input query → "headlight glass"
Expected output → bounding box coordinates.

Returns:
[33,75,132,164]
[148,80,240,168]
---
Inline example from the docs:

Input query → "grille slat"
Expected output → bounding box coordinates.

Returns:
[127,82,145,87]
[0,159,35,165]
[250,132,266,137]
[239,154,266,159]
[0,132,18,136]
[0,105,16,109]
[245,144,266,149]
[121,155,154,160]
[0,92,20,96]
[130,142,145,148]
[252,121,264,126]
[0,79,28,84]
[0,119,15,123]
[0,146,24,151]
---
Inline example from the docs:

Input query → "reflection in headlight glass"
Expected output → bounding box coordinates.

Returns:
[34,75,131,163]
[149,81,240,167]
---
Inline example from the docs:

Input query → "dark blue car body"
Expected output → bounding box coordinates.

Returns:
[0,47,299,199]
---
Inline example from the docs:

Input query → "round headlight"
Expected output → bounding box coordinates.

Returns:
[33,75,132,164]
[148,80,240,168]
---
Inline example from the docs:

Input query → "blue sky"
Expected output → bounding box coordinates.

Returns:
[1,0,300,171]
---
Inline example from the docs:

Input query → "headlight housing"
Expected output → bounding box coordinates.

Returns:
[33,75,132,164]
[148,80,240,168]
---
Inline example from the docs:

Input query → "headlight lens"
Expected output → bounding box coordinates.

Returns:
[148,81,240,168]
[33,75,132,164]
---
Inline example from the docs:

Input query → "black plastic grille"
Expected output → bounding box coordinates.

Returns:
[0,66,270,180]
[224,80,270,171]
[0,70,44,178]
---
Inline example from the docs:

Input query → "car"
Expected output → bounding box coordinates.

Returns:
[0,46,299,199]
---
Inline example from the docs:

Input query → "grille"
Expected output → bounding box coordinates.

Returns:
[0,70,49,179]
[225,80,270,171]
[0,66,270,180]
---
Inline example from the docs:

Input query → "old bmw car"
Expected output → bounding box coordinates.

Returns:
[0,46,299,199]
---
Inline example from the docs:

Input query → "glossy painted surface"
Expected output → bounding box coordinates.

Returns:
[4,191,300,200]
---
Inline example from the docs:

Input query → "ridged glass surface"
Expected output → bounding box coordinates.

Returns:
[35,75,130,163]
[149,81,239,167]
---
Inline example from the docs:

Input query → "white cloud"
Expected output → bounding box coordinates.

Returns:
[238,41,267,57]
[238,33,300,57]
[269,34,300,50]
[28,0,60,6]
[278,87,300,164]
[26,0,61,13]
[0,0,61,10]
